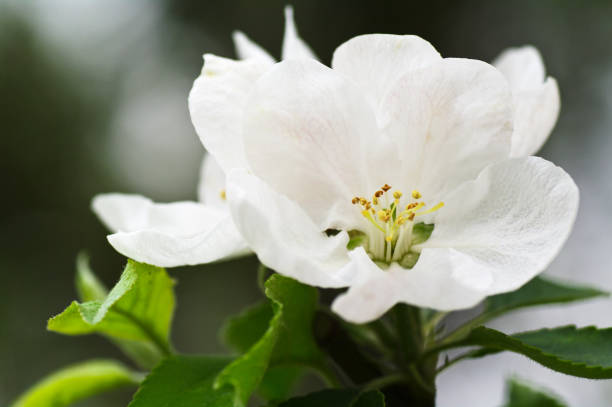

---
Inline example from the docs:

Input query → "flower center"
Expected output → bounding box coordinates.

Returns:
[349,185,444,268]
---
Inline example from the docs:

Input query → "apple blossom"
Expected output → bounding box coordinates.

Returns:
[215,35,577,323]
[493,45,560,157]
[93,6,315,267]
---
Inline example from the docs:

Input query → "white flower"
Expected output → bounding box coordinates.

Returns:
[209,34,578,323]
[93,6,314,267]
[493,45,560,157]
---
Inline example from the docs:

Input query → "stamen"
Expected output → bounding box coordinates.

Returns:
[405,202,425,213]
[363,210,386,233]
[414,202,445,216]
[351,184,442,266]
[220,189,227,200]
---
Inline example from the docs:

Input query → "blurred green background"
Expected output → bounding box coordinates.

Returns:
[2,0,612,406]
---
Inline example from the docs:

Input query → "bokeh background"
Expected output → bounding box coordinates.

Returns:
[2,0,612,405]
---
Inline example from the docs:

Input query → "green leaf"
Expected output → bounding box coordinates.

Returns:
[221,274,332,403]
[455,325,612,379]
[128,355,234,407]
[263,274,328,367]
[276,389,385,407]
[221,302,305,399]
[504,378,566,407]
[75,252,107,302]
[11,359,140,407]
[216,274,331,406]
[48,260,175,368]
[215,298,283,407]
[223,301,273,353]
[257,366,304,401]
[484,276,607,319]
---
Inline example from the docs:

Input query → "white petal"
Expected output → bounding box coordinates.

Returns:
[232,31,275,64]
[493,45,545,91]
[332,34,441,113]
[198,154,227,209]
[332,248,489,323]
[333,157,578,322]
[381,58,513,198]
[226,169,352,288]
[281,6,318,61]
[92,194,152,232]
[188,54,269,173]
[417,156,579,295]
[242,58,393,229]
[92,194,248,267]
[493,46,561,157]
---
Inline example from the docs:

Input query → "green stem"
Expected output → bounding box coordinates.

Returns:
[362,373,409,392]
[422,311,448,337]
[435,350,478,375]
[312,359,343,388]
[439,314,488,345]
[368,319,397,352]
[394,304,423,363]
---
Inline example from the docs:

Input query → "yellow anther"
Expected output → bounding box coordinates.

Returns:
[352,197,360,204]
[414,202,445,216]
[407,202,425,213]
[359,198,367,206]
[393,191,403,200]
[372,197,379,205]
[408,212,415,221]
[396,216,406,225]
[411,190,422,199]
[220,189,227,200]
[377,210,388,222]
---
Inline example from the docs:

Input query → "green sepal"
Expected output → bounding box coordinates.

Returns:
[504,378,566,407]
[347,234,368,250]
[410,223,433,245]
[48,259,175,369]
[451,325,612,379]
[11,359,141,407]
